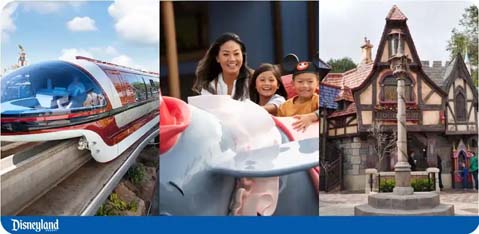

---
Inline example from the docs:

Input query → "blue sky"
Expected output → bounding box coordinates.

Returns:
[1,1,159,74]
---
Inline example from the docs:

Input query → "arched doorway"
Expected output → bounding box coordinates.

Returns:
[452,140,473,189]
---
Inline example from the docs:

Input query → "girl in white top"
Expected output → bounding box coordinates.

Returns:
[193,33,252,101]
[249,63,287,115]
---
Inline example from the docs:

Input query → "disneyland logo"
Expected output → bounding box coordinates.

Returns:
[10,218,59,232]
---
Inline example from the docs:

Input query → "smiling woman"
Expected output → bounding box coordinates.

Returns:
[192,33,253,101]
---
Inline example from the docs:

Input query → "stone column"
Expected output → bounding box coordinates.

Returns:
[427,167,440,193]
[365,168,378,194]
[391,53,414,195]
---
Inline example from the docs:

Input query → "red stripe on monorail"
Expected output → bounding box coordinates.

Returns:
[1,108,108,123]
[2,110,158,146]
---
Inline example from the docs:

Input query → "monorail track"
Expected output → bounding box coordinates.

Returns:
[1,127,158,215]
[1,141,47,159]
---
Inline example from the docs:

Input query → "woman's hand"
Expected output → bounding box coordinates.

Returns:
[292,112,319,132]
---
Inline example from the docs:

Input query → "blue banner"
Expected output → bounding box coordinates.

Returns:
[1,216,478,234]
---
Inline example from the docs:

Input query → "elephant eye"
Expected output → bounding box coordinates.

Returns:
[169,181,184,196]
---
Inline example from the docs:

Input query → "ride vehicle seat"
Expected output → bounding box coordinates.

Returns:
[67,77,87,108]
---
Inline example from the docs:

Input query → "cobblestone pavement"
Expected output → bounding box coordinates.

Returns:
[319,189,478,216]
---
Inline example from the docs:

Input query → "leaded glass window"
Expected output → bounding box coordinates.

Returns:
[382,75,413,102]
[455,92,466,121]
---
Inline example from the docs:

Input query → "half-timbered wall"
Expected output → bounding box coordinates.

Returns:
[328,115,358,137]
[446,77,478,134]
[356,67,444,131]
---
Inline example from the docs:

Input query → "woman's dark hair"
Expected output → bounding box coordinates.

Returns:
[249,63,287,104]
[193,32,252,100]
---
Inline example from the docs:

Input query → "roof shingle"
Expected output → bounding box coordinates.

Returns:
[328,103,357,118]
[323,63,373,89]
[319,84,340,109]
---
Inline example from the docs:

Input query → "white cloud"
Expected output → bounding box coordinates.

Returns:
[111,55,133,67]
[58,46,156,72]
[151,58,159,73]
[58,46,153,71]
[90,46,119,56]
[108,0,159,45]
[143,58,159,73]
[22,2,85,14]
[105,46,119,55]
[67,17,97,31]
[60,46,120,61]
[58,48,93,61]
[1,3,18,42]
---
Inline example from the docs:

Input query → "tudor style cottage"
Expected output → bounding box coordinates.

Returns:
[320,5,478,191]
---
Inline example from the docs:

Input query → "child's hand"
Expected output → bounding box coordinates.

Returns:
[292,113,318,132]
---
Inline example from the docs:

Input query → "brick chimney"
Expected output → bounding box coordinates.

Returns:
[361,37,373,64]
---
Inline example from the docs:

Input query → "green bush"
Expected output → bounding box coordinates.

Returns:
[379,178,434,192]
[96,193,138,216]
[379,179,395,192]
[127,163,146,185]
[411,178,434,192]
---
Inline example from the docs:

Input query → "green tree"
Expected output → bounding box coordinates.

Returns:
[327,57,357,73]
[447,5,478,85]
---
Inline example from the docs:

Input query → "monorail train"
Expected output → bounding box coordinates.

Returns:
[1,56,159,163]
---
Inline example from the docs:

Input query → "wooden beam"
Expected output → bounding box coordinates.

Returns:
[271,2,283,64]
[307,1,318,59]
[423,89,435,103]
[321,109,328,162]
[161,1,181,99]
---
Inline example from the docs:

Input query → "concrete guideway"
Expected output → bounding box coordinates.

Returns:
[1,139,91,215]
[18,127,159,215]
[1,141,45,159]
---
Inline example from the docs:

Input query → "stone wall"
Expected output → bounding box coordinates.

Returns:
[334,137,369,176]
[331,134,458,191]
[331,136,369,191]
[435,135,453,174]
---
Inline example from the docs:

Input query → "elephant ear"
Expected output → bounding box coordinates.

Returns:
[281,54,299,75]
[209,138,319,177]
[312,51,331,80]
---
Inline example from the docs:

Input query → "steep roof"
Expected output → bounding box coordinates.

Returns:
[442,53,478,99]
[386,5,407,21]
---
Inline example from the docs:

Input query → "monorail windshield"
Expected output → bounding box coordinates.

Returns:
[1,61,106,116]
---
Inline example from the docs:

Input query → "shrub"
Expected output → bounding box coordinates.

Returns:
[127,163,146,185]
[411,178,434,192]
[379,179,395,192]
[379,178,434,192]
[96,193,138,216]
